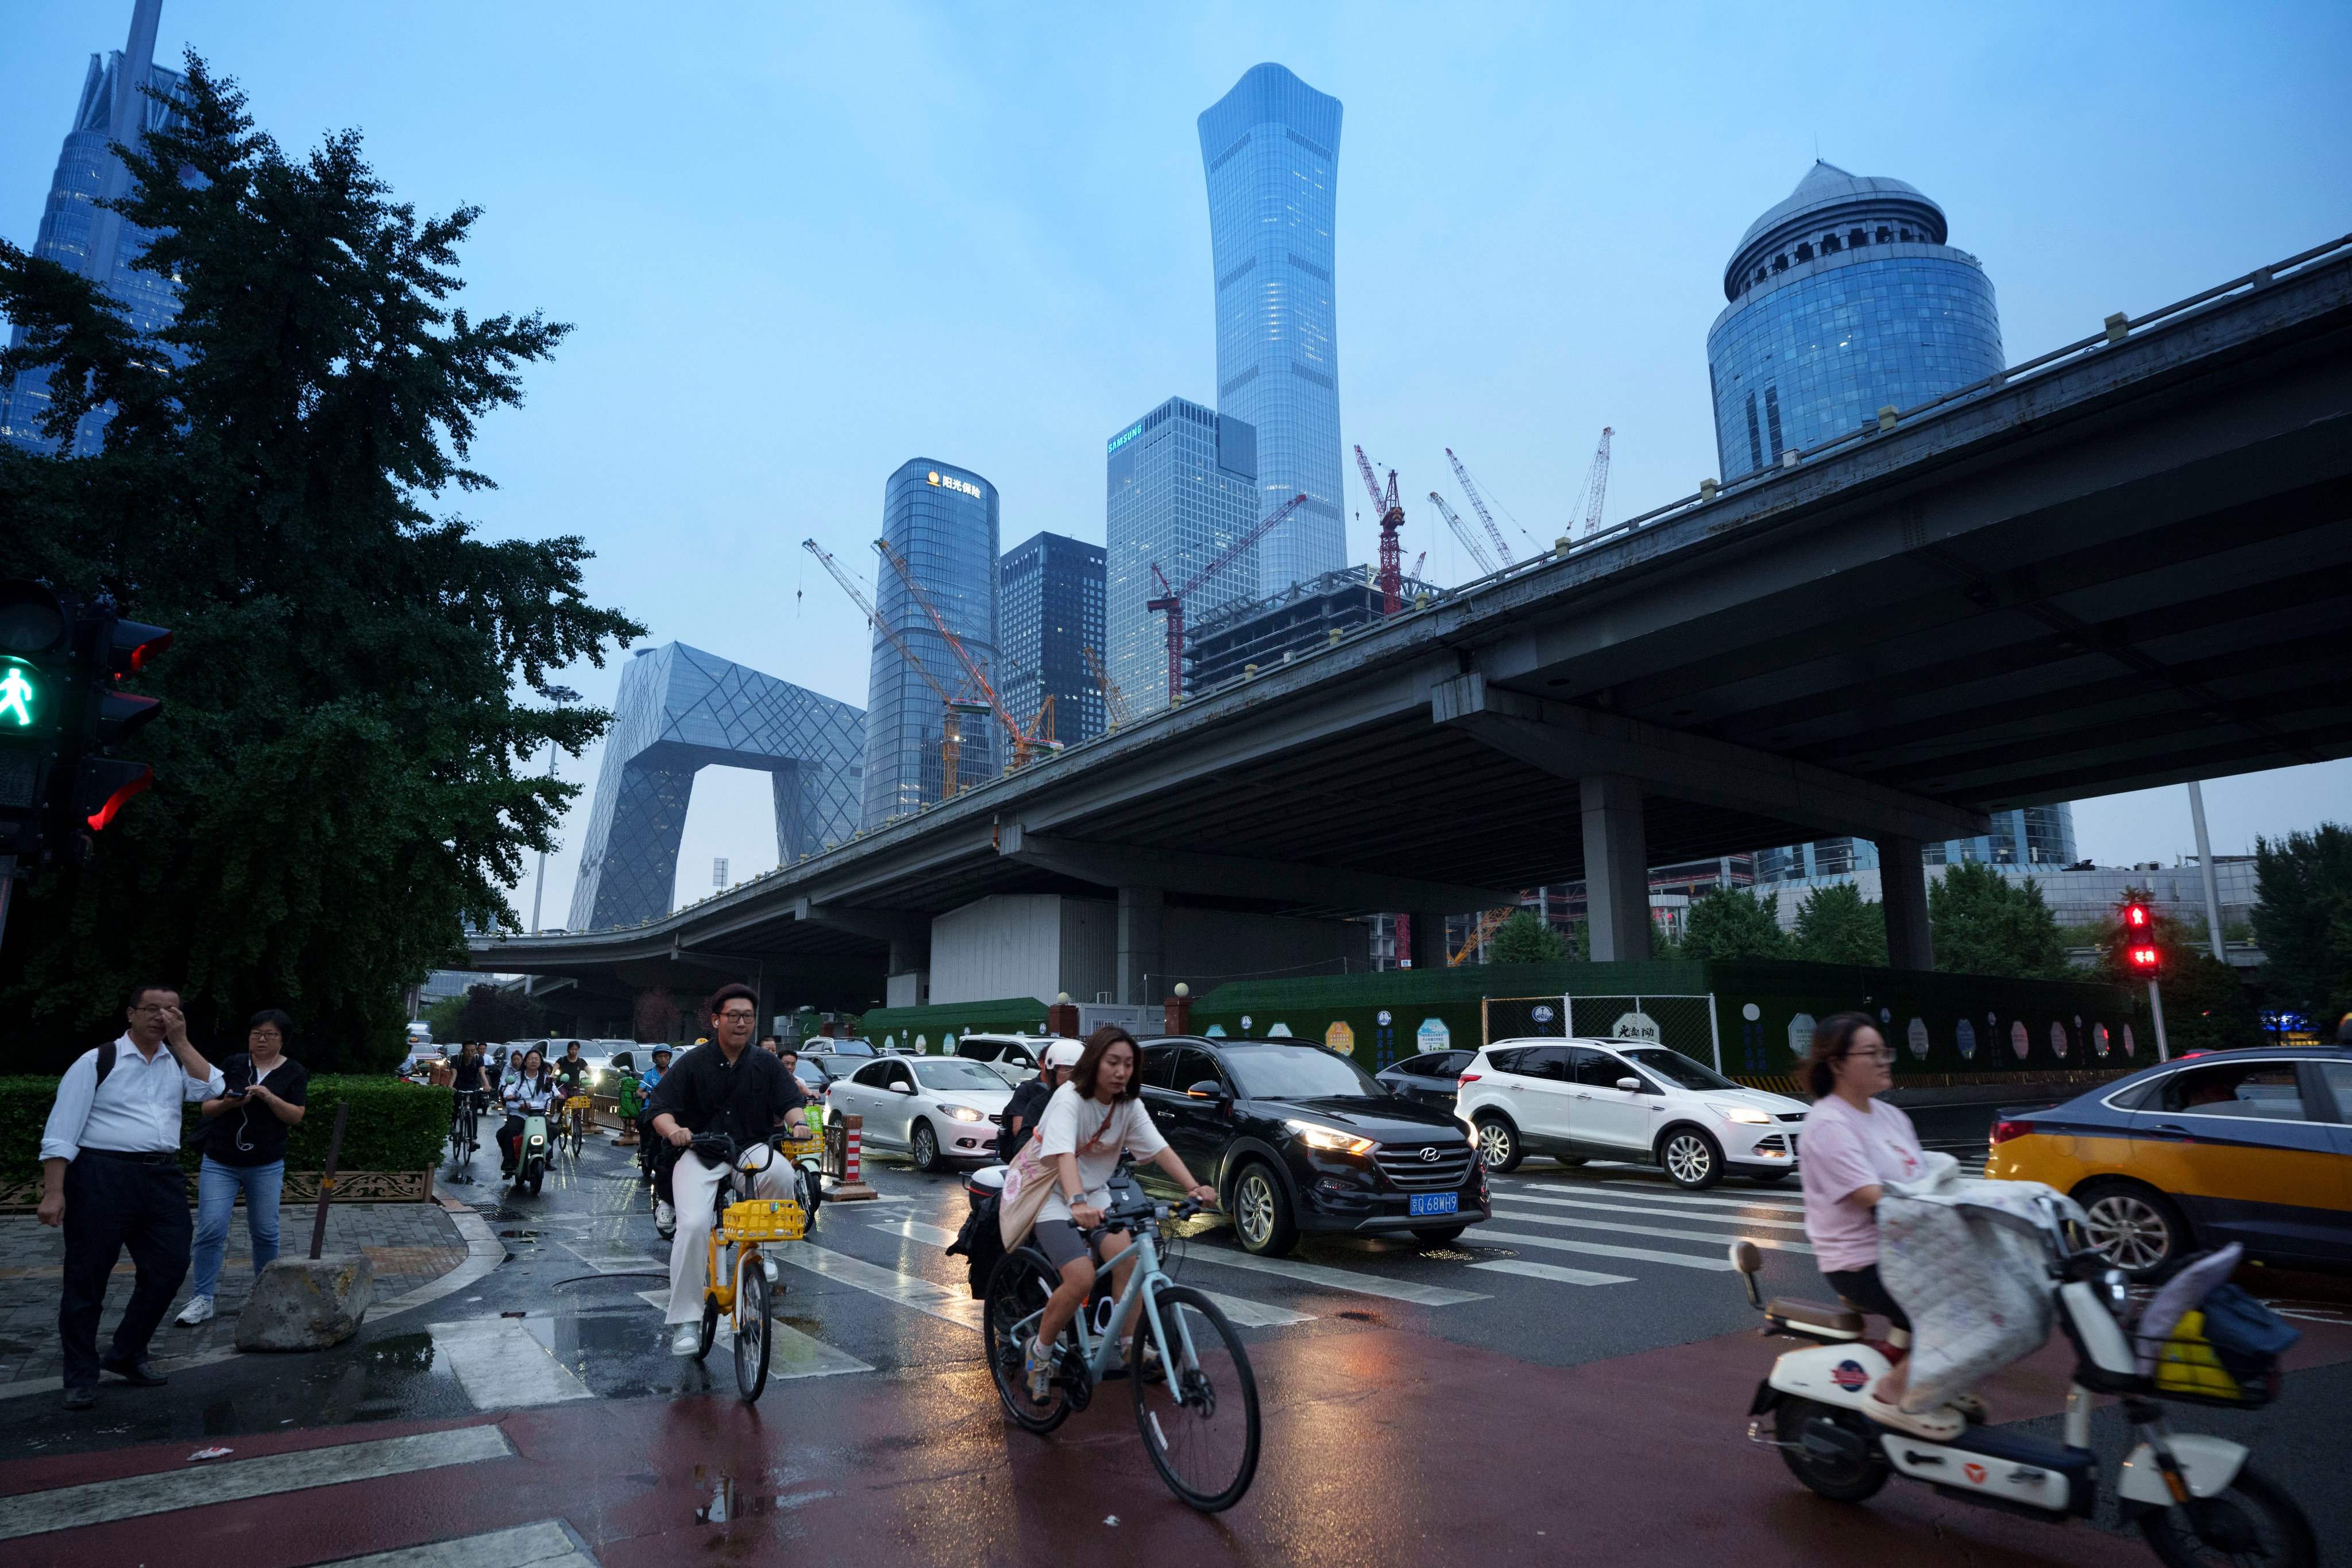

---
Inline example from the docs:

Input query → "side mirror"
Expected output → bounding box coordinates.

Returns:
[1185,1080,1230,1103]
[889,1082,914,1095]
[1616,1077,1643,1093]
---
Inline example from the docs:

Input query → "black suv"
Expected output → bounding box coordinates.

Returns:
[1133,1035,1489,1256]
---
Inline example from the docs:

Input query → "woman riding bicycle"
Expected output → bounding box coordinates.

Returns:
[1013,1026,1216,1401]
[497,1048,558,1174]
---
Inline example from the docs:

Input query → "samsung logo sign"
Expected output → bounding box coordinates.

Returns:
[926,470,982,498]
[1105,422,1144,456]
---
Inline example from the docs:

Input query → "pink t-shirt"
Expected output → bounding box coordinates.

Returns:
[1799,1094,1926,1273]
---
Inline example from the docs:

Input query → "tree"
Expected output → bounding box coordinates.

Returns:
[2251,824,2352,1032]
[1490,909,1566,964]
[424,984,543,1045]
[1929,861,2071,980]
[1680,887,1792,961]
[1791,881,1888,966]
[0,58,641,1071]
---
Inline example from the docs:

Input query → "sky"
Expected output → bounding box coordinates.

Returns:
[6,1,2349,923]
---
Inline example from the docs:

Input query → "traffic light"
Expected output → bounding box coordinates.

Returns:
[77,613,169,835]
[2120,898,2160,976]
[0,580,78,867]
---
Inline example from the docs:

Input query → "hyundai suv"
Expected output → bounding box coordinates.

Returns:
[1135,1035,1489,1256]
[1454,1037,1808,1189]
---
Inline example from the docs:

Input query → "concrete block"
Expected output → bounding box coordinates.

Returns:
[235,1255,374,1351]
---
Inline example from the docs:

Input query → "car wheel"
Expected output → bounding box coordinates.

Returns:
[1473,1115,1523,1174]
[2076,1180,2191,1279]
[912,1121,946,1174]
[1659,1127,1724,1190]
[1413,1225,1467,1245]
[1231,1163,1297,1257]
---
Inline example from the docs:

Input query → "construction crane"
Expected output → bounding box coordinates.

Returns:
[1351,446,1407,614]
[1449,896,1530,966]
[1082,644,1132,731]
[875,538,1059,770]
[1427,492,1498,576]
[1442,448,1515,566]
[1145,492,1309,705]
[1574,427,1613,537]
[802,538,982,800]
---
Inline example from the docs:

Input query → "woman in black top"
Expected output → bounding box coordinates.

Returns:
[176,1009,310,1326]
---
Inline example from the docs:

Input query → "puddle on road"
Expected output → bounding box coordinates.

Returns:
[692,1467,835,1526]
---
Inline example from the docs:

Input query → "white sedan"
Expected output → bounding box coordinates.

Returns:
[827,1056,1013,1172]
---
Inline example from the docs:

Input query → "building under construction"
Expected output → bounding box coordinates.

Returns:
[1185,565,1445,693]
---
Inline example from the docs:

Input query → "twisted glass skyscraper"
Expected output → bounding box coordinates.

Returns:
[1199,64,1345,597]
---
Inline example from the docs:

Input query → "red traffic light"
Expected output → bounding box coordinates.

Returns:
[2126,943,2161,974]
[76,758,153,832]
[2121,901,2152,931]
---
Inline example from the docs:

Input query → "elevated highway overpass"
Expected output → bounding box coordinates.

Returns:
[472,236,2352,1025]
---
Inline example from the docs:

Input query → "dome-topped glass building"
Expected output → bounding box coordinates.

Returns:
[1706,161,2003,481]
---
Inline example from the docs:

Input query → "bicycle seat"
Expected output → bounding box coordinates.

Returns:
[1765,1297,1865,1339]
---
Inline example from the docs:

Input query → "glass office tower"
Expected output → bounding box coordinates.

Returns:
[1199,64,1345,596]
[1104,398,1260,718]
[1001,531,1106,744]
[1714,163,2073,885]
[2,3,188,454]
[862,459,1000,827]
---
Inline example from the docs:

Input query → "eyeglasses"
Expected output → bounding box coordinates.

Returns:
[128,1003,170,1015]
[1843,1047,1897,1064]
[719,1009,758,1022]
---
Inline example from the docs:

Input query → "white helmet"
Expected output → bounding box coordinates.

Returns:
[1042,1040,1085,1070]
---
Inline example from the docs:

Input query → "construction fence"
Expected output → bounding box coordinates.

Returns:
[1482,994,1723,1072]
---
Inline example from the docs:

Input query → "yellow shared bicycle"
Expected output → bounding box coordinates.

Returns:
[688,1129,822,1400]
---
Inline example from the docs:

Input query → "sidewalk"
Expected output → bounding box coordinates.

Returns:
[0,1201,470,1392]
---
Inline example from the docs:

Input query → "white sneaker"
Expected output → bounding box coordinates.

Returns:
[654,1200,675,1234]
[175,1295,215,1326]
[1862,1390,1965,1440]
[671,1323,701,1356]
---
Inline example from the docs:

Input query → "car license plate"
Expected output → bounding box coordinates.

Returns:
[1409,1193,1458,1217]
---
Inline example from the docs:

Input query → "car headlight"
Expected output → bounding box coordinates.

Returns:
[1708,1102,1772,1125]
[1285,1119,1375,1156]
[941,1104,986,1122]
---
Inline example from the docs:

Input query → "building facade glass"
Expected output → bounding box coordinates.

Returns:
[862,459,1001,827]
[1104,397,1259,717]
[1001,531,1106,744]
[1199,63,1345,596]
[2,28,188,455]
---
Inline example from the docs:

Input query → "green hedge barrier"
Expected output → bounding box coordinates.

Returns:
[1,1073,451,1180]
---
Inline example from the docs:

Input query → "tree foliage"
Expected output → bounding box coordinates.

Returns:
[2251,824,2352,1032]
[2074,889,2266,1052]
[423,983,544,1046]
[1929,862,2071,980]
[1680,887,1791,961]
[0,58,640,1071]
[1792,881,1888,967]
[1489,909,1566,964]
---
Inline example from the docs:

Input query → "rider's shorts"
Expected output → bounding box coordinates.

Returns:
[1033,1219,1130,1274]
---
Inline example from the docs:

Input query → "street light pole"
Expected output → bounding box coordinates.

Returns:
[2185,781,2227,963]
[530,686,581,935]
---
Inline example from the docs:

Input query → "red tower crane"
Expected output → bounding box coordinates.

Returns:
[875,538,1059,769]
[1145,492,1310,705]
[803,538,983,798]
[1353,446,1407,614]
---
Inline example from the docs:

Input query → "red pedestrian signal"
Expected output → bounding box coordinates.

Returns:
[2126,943,2161,975]
[2121,900,2152,933]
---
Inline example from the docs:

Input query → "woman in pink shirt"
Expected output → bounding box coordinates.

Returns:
[1798,1012,1965,1439]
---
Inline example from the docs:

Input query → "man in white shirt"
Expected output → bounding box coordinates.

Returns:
[38,983,225,1411]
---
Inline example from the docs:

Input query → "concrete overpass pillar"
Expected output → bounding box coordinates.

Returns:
[1118,886,1164,1005]
[1581,774,1651,962]
[1878,835,1935,971]
[1409,913,1450,970]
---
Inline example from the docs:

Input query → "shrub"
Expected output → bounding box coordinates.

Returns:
[2,1073,450,1182]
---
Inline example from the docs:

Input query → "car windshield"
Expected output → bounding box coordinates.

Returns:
[1221,1045,1382,1100]
[913,1059,1010,1093]
[1619,1047,1738,1091]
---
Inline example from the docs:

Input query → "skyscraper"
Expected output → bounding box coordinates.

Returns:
[1198,64,1344,596]
[862,459,1000,827]
[1104,397,1259,717]
[1710,162,2074,884]
[1001,532,1106,744]
[2,0,187,455]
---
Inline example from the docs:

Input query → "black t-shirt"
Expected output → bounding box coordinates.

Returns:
[1003,1076,1053,1133]
[203,1054,310,1167]
[645,1043,804,1152]
[554,1057,592,1090]
[453,1057,488,1092]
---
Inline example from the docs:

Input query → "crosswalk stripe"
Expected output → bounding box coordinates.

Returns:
[1467,1260,1635,1287]
[1476,1228,1738,1272]
[1499,1192,1810,1230]
[864,1218,1310,1326]
[1184,1248,1488,1306]
[871,1216,960,1248]
[1490,1204,1814,1254]
[0,1425,515,1540]
[312,1520,596,1568]
[778,1242,984,1329]
[632,1291,871,1377]
[1595,1181,1805,1212]
[428,1318,595,1408]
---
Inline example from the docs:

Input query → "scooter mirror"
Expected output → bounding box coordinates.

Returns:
[1728,1239,1763,1274]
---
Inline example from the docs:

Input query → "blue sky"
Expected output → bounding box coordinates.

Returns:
[6,1,2349,920]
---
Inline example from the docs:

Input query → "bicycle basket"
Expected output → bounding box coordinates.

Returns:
[2135,1311,2278,1408]
[723,1199,806,1242]
[771,1132,823,1159]
[563,1095,594,1111]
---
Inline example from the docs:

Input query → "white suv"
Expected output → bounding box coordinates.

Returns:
[1454,1037,1809,1189]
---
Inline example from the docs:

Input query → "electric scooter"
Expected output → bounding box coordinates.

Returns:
[1729,1198,2314,1566]
[511,1111,551,1197]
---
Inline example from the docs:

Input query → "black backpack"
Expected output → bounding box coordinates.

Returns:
[945,1196,1005,1301]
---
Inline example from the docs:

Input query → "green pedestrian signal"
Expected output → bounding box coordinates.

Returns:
[0,663,34,728]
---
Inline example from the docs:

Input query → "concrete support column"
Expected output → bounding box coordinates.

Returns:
[1409,913,1450,970]
[1878,835,1934,971]
[1118,886,1164,1006]
[1580,774,1651,962]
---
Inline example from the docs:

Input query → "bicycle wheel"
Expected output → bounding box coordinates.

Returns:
[1133,1284,1259,1512]
[983,1251,1071,1434]
[733,1254,771,1401]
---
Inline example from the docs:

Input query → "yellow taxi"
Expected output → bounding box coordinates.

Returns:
[1985,1048,2352,1277]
